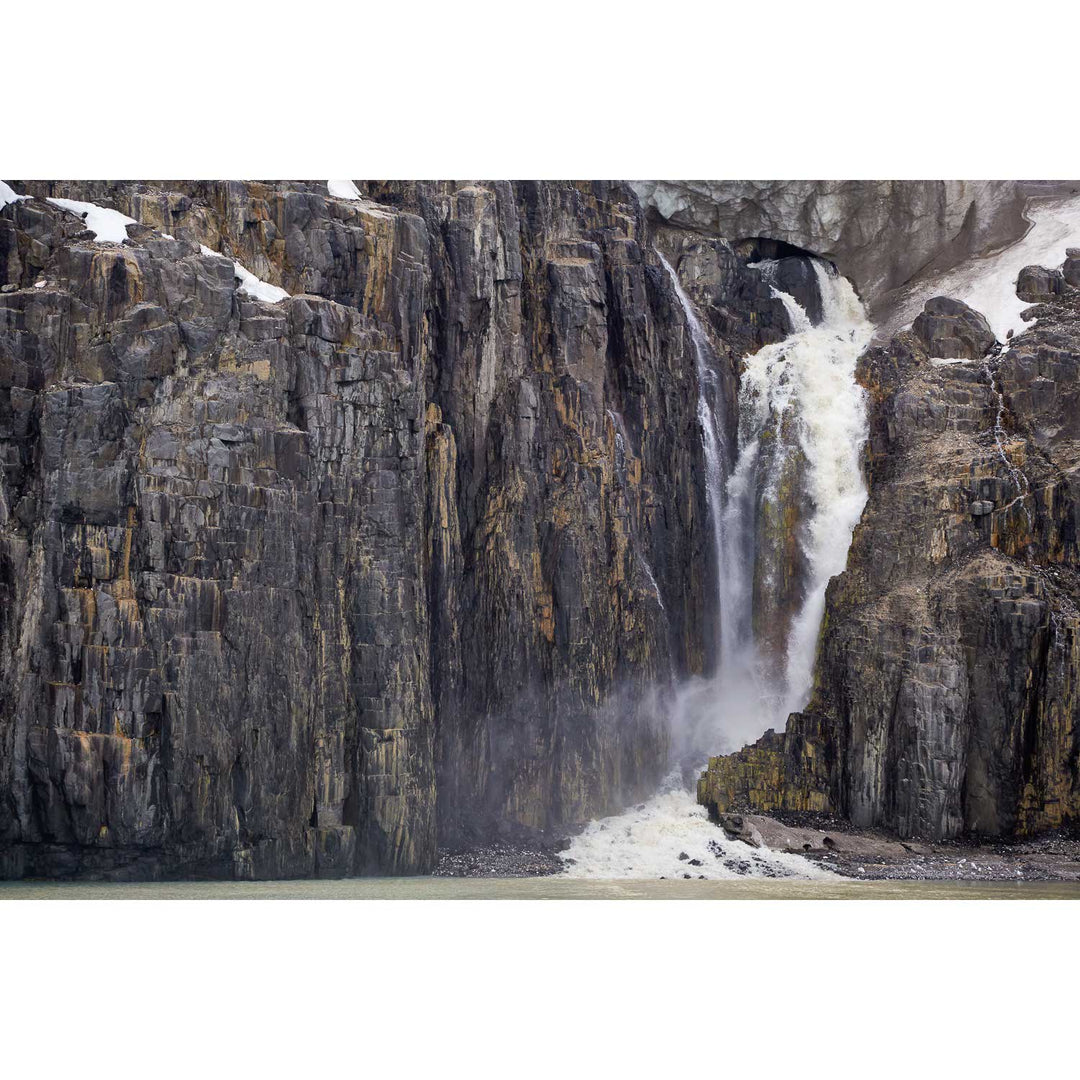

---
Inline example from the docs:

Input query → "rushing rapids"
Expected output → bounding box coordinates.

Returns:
[561,253,872,879]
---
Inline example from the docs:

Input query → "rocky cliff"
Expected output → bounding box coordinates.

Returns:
[5,179,1078,879]
[700,259,1080,840]
[1,180,801,879]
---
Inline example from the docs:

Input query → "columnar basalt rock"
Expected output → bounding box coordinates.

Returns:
[8,180,1077,877]
[1,185,440,879]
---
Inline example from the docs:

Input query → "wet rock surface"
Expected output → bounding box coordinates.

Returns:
[6,180,1080,881]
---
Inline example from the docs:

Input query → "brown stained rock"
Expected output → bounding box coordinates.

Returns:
[1,180,799,880]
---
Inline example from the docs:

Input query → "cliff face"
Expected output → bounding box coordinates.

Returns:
[700,275,1080,840]
[6,179,1077,878]
[1,182,440,878]
[1,180,795,879]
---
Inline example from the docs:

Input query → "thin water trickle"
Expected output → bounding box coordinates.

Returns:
[655,252,729,638]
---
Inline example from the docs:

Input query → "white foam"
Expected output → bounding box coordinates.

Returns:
[561,773,833,881]
[561,255,869,881]
[46,197,136,243]
[707,263,872,744]
[775,265,874,716]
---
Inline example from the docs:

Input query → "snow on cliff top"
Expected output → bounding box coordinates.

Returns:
[46,197,136,243]
[327,180,362,200]
[1,181,30,208]
[887,195,1080,341]
[199,244,289,304]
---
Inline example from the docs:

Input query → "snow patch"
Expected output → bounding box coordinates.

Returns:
[327,180,362,200]
[1,181,30,209]
[199,244,289,304]
[886,195,1080,342]
[46,198,136,244]
[327,180,391,219]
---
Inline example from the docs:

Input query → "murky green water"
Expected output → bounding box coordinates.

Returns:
[3,877,1080,900]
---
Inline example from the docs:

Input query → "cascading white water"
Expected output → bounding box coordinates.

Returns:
[749,262,874,723]
[561,252,872,880]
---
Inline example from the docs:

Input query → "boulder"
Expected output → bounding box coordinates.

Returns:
[1063,253,1080,288]
[1017,264,1066,303]
[911,296,996,359]
[715,813,764,848]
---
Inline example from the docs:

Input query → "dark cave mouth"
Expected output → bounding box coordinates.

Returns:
[735,236,818,263]
[734,236,832,267]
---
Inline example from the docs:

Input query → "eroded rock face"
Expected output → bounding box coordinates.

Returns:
[0,180,793,879]
[8,179,1075,875]
[631,180,1029,309]
[700,280,1080,840]
[912,296,997,359]
[1,186,438,879]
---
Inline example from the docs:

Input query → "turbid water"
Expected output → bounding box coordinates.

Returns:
[3,878,1080,900]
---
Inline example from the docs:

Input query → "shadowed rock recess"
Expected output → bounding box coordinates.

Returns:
[1,180,808,880]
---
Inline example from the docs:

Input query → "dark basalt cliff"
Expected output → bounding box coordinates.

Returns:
[700,276,1080,840]
[0,180,791,879]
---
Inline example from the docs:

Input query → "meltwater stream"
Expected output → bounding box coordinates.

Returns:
[561,254,872,880]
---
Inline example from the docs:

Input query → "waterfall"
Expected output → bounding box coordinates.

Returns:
[561,251,871,880]
[659,254,872,757]
[725,261,873,739]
